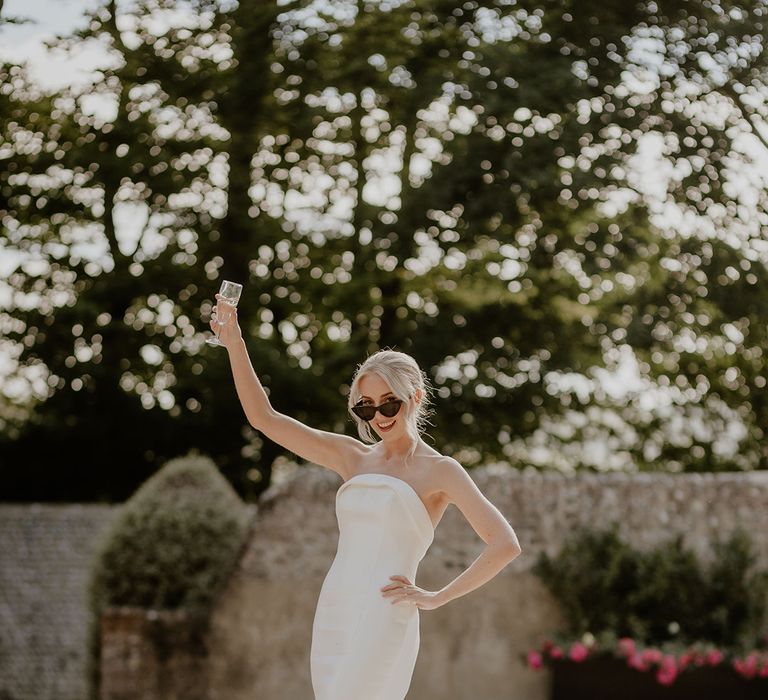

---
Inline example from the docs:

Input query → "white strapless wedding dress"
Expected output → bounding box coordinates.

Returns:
[310,472,435,700]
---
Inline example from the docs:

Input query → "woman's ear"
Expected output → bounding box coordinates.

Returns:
[414,388,423,405]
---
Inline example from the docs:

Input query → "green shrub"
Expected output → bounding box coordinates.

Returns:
[534,525,768,650]
[85,453,252,700]
[703,529,768,646]
[534,525,641,637]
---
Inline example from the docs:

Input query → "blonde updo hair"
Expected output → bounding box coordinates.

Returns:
[347,349,434,464]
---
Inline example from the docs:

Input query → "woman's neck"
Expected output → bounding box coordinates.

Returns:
[379,435,420,463]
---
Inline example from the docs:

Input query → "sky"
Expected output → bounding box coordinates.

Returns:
[1,1,104,89]
[3,0,95,37]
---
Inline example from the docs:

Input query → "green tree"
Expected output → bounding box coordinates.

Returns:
[0,0,289,498]
[1,0,767,501]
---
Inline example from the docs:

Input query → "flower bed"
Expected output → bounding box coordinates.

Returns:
[525,526,768,697]
[546,654,768,700]
[527,633,768,696]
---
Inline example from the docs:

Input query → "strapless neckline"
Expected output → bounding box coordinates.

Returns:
[341,472,435,533]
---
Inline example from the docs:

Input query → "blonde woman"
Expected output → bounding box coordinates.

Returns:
[211,294,521,700]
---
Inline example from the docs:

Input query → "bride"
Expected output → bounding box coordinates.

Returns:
[211,294,522,700]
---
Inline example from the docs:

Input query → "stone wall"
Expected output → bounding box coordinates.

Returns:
[204,466,768,700]
[3,468,768,700]
[0,503,120,700]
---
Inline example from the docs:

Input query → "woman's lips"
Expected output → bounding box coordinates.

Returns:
[378,419,396,432]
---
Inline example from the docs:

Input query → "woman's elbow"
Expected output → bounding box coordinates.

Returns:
[249,408,277,433]
[489,538,521,562]
[500,537,522,561]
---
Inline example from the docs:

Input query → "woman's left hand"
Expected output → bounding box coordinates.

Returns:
[380,575,444,610]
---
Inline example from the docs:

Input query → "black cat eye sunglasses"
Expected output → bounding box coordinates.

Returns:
[351,398,404,422]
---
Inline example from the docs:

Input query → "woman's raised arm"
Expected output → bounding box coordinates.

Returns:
[212,296,361,475]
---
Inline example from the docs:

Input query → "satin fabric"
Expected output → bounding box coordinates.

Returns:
[310,473,435,700]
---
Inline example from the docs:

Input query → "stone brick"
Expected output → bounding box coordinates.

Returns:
[0,504,119,700]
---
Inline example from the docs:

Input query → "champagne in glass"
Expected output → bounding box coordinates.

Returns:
[206,280,243,346]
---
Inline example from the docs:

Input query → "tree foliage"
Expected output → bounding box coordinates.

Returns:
[1,0,767,499]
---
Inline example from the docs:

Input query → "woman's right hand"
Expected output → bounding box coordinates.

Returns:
[210,293,243,349]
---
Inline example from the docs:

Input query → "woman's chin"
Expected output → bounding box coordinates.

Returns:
[376,422,400,439]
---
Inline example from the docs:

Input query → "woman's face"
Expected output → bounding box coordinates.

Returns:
[356,373,407,440]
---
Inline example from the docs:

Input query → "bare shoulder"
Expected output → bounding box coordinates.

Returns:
[337,438,375,479]
[433,454,466,480]
[430,455,480,504]
[259,408,368,478]
[423,453,459,486]
[429,456,519,550]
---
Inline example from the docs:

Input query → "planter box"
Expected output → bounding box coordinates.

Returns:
[100,606,209,700]
[551,656,768,700]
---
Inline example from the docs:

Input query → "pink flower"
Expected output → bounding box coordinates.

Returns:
[733,653,759,679]
[568,641,589,663]
[656,664,678,686]
[705,649,724,666]
[649,655,678,685]
[617,638,636,657]
[550,646,564,659]
[745,653,760,676]
[627,652,649,672]
[678,651,694,670]
[641,648,663,665]
[661,655,677,672]
[527,651,543,669]
[759,661,768,678]
[541,639,554,652]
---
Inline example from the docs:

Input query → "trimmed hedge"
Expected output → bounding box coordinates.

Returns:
[85,453,252,699]
[534,524,768,650]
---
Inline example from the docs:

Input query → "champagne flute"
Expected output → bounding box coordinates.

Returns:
[206,280,243,347]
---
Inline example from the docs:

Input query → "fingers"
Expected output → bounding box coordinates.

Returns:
[389,591,417,606]
[381,575,411,590]
[210,305,236,322]
[381,574,417,606]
